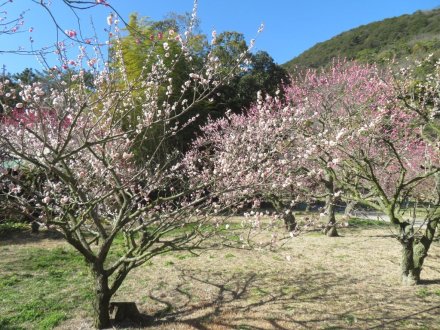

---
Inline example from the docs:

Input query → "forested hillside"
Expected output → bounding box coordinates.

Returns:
[284,8,440,71]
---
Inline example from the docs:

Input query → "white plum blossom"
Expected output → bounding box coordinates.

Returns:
[60,196,69,204]
[42,197,51,204]
[107,14,113,26]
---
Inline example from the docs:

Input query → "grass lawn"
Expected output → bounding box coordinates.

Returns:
[0,219,439,329]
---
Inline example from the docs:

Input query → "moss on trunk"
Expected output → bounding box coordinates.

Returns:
[399,217,439,285]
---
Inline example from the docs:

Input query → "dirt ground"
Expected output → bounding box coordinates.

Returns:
[53,226,440,330]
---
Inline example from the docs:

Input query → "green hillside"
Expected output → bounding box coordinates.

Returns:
[283,8,440,72]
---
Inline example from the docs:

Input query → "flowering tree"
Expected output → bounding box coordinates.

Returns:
[184,61,397,236]
[278,60,400,236]
[388,56,440,283]
[333,98,439,284]
[183,93,306,232]
[189,59,439,284]
[282,61,439,282]
[395,55,440,155]
[0,2,254,327]
[294,61,440,284]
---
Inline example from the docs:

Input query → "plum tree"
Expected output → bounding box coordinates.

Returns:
[0,1,253,327]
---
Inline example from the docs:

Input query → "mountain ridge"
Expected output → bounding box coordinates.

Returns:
[283,8,440,72]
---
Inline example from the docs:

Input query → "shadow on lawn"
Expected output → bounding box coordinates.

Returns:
[113,269,313,329]
[0,229,64,245]
[419,279,440,285]
[366,304,440,329]
[112,268,440,329]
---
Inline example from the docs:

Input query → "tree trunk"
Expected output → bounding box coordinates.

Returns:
[270,197,297,232]
[344,200,356,217]
[399,217,439,285]
[31,221,40,233]
[91,266,112,329]
[399,172,440,285]
[323,173,338,237]
[411,218,440,282]
[400,236,418,285]
[283,209,296,232]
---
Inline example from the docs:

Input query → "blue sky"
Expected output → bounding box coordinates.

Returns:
[1,0,439,74]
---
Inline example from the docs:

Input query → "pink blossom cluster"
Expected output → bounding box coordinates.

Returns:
[184,59,439,224]
[0,0,249,235]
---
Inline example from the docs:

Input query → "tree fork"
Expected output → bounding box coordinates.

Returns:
[411,217,440,284]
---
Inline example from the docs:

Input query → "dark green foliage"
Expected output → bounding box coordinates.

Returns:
[11,68,41,85]
[115,15,290,159]
[213,50,290,115]
[174,49,290,155]
[284,9,440,72]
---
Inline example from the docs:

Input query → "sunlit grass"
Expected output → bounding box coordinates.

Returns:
[0,245,92,329]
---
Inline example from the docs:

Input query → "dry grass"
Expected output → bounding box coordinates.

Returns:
[51,224,440,330]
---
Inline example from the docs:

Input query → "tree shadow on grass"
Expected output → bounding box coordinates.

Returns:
[366,304,440,329]
[0,229,64,246]
[111,271,336,328]
[419,278,440,285]
[112,269,318,329]
[112,267,440,329]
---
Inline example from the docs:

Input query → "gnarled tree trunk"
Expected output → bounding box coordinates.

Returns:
[323,173,338,237]
[283,209,297,232]
[91,265,112,329]
[400,217,439,285]
[270,196,297,232]
[400,234,418,285]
